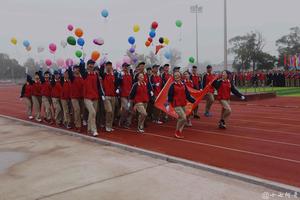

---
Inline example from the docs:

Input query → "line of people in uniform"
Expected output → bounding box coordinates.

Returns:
[20,60,245,139]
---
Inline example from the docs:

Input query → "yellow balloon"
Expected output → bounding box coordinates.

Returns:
[11,37,17,45]
[164,37,170,45]
[133,24,140,32]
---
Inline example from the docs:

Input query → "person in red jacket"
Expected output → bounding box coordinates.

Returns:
[100,61,119,132]
[182,71,194,127]
[20,75,33,120]
[81,59,104,137]
[134,62,149,84]
[167,71,195,139]
[129,72,154,133]
[51,71,63,126]
[212,70,245,129]
[190,66,201,119]
[202,65,216,117]
[68,64,84,131]
[61,70,72,129]
[161,64,172,87]
[31,72,42,122]
[118,63,133,128]
[40,71,53,124]
[150,64,163,124]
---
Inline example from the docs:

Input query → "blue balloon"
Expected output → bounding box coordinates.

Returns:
[164,51,171,60]
[101,9,109,18]
[128,36,135,45]
[23,40,30,48]
[149,30,156,38]
[77,38,85,47]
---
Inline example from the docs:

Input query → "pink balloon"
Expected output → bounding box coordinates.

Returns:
[93,38,104,46]
[116,61,122,70]
[123,56,131,64]
[56,58,64,67]
[45,59,52,67]
[49,43,57,53]
[65,58,74,67]
[67,24,74,31]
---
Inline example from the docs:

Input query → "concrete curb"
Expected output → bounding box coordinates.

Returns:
[1,114,299,194]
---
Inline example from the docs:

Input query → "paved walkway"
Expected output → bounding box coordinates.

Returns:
[0,117,294,200]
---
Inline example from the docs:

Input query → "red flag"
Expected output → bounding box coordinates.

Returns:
[155,45,164,55]
[154,78,215,119]
[284,54,287,66]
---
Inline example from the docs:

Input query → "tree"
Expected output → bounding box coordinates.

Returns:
[229,31,265,72]
[0,53,25,80]
[276,27,300,67]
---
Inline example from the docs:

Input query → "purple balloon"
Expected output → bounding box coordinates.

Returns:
[129,47,135,53]
[132,57,138,63]
[93,38,104,46]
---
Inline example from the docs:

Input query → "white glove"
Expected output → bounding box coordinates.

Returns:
[150,91,154,97]
[116,89,120,94]
[165,105,170,112]
[121,71,125,76]
[127,102,131,109]
[102,96,106,101]
[241,96,245,100]
[155,83,160,87]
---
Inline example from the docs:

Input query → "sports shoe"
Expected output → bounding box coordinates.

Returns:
[137,128,145,134]
[82,120,87,126]
[218,120,226,129]
[186,120,192,127]
[204,112,212,117]
[92,131,99,137]
[174,130,184,139]
[155,120,163,124]
[105,128,114,133]
[36,118,42,122]
[28,116,34,120]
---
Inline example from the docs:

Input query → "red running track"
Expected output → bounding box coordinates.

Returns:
[1,85,300,187]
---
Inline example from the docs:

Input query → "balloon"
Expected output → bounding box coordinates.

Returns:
[129,47,135,53]
[23,40,30,48]
[164,37,170,45]
[75,28,83,37]
[128,36,135,45]
[49,43,57,53]
[75,50,83,58]
[56,58,64,67]
[11,37,17,45]
[45,59,52,67]
[65,58,74,67]
[91,51,100,61]
[123,56,131,64]
[61,40,67,48]
[99,56,108,66]
[116,61,122,69]
[77,38,85,46]
[132,57,138,64]
[133,24,140,32]
[147,37,153,43]
[67,36,76,46]
[149,30,156,38]
[151,21,158,29]
[189,57,195,64]
[93,38,104,46]
[37,46,44,53]
[159,37,164,44]
[67,24,74,31]
[175,20,183,28]
[101,9,109,18]
[145,40,151,47]
[26,46,32,52]
[164,51,171,60]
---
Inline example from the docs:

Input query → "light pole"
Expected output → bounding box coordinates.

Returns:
[190,5,203,67]
[224,0,228,70]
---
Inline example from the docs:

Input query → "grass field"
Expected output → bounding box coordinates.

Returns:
[238,87,300,96]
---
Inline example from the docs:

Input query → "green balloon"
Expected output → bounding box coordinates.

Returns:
[67,36,76,46]
[175,20,182,28]
[189,57,195,64]
[75,50,83,58]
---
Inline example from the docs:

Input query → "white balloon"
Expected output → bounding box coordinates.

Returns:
[37,46,44,53]
[61,40,67,48]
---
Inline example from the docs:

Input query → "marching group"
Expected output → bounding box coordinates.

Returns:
[20,60,245,139]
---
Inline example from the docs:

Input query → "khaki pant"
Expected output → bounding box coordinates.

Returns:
[119,97,132,126]
[174,106,186,132]
[32,96,41,120]
[220,100,232,122]
[71,99,82,128]
[205,93,215,113]
[61,99,71,125]
[84,99,98,132]
[24,97,32,117]
[42,96,52,120]
[134,103,147,130]
[52,98,63,124]
[104,96,116,129]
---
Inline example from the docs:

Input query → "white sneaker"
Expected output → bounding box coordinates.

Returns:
[82,120,87,126]
[36,118,42,122]
[92,131,99,137]
[137,129,145,134]
[105,128,114,132]
[28,116,34,120]
[155,120,163,125]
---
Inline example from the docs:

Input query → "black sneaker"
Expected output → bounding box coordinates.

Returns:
[218,120,226,129]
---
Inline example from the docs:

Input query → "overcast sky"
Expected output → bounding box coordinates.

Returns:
[0,0,299,66]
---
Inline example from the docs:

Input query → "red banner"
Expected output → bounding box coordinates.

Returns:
[154,78,215,119]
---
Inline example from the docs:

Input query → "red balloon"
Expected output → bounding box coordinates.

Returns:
[148,37,153,43]
[145,41,151,47]
[151,21,158,29]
